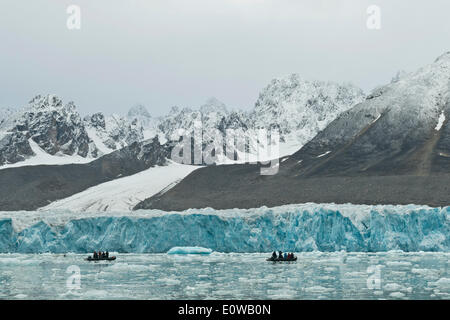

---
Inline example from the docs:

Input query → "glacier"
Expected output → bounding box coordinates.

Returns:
[0,203,448,253]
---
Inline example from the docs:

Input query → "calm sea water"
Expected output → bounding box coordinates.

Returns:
[0,252,448,299]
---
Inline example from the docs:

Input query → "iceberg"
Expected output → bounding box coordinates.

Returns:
[167,246,212,255]
[0,203,448,253]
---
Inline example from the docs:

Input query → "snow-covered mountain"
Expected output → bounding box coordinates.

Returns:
[0,75,365,168]
[127,104,160,139]
[84,112,144,155]
[157,79,365,151]
[136,52,450,211]
[157,97,231,142]
[6,52,450,212]
[251,74,365,147]
[158,81,364,163]
[284,51,450,177]
[0,97,157,167]
[0,107,15,127]
[0,95,98,166]
[127,104,152,124]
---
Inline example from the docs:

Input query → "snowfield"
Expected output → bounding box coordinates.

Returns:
[39,162,200,212]
[0,138,95,170]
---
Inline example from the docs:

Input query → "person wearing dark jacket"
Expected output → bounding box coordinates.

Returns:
[278,251,283,260]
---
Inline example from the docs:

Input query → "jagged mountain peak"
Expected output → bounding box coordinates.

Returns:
[29,94,66,111]
[251,73,365,148]
[157,98,232,142]
[84,112,106,129]
[365,51,450,116]
[127,104,151,119]
[200,97,228,114]
[0,107,15,126]
[168,106,180,114]
[0,95,98,165]
[390,70,408,83]
[83,111,144,153]
[255,73,365,110]
[23,94,83,127]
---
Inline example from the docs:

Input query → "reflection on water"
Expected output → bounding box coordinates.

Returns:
[0,252,448,299]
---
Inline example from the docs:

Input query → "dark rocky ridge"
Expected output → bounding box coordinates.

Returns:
[134,169,450,210]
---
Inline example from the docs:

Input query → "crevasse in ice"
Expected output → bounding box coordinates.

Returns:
[0,203,448,253]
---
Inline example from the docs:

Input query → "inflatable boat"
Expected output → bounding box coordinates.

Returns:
[266,257,297,262]
[85,256,116,261]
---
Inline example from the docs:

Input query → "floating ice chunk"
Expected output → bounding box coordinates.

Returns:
[431,278,450,290]
[304,285,333,293]
[411,268,438,278]
[384,283,403,292]
[267,288,297,299]
[84,289,109,299]
[167,246,212,255]
[344,271,366,277]
[389,292,405,298]
[157,277,181,285]
[385,261,412,267]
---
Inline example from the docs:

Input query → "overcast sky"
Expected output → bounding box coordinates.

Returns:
[1,0,450,116]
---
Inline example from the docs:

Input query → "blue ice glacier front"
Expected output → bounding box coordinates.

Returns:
[0,204,448,253]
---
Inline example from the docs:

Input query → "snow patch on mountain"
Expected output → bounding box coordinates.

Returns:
[435,111,446,131]
[0,138,94,170]
[316,151,331,158]
[39,161,200,212]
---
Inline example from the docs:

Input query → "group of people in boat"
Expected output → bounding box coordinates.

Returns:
[270,251,296,261]
[93,251,109,259]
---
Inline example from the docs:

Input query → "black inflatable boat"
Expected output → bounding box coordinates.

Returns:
[85,256,116,261]
[266,257,297,262]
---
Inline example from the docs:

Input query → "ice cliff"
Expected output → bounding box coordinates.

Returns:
[0,203,448,253]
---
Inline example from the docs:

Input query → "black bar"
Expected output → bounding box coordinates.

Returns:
[0,300,446,319]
